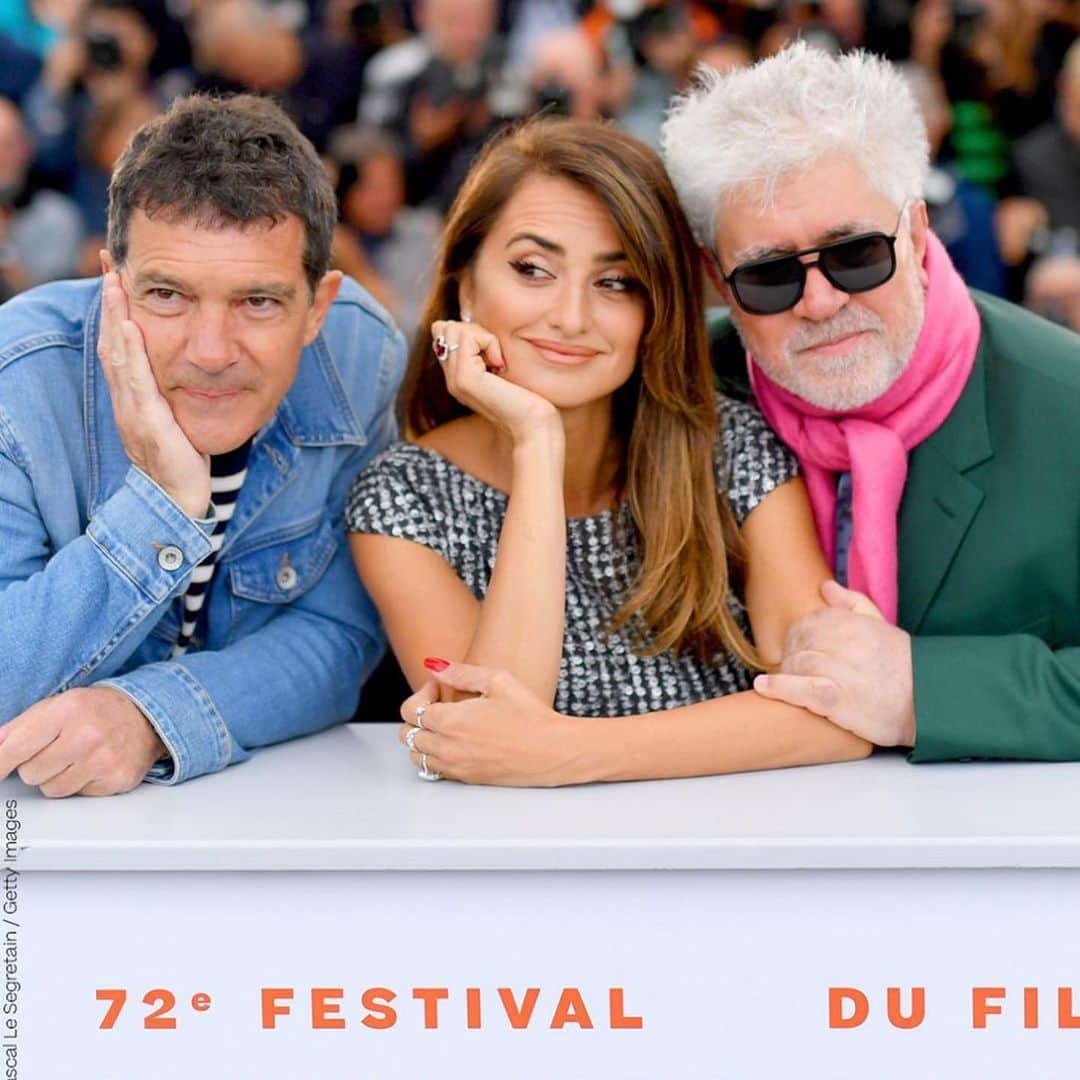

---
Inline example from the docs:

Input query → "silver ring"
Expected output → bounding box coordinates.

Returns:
[405,725,421,752]
[414,703,426,729]
[418,752,442,782]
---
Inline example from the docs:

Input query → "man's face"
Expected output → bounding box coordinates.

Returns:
[105,210,340,455]
[712,155,929,411]
[420,0,496,66]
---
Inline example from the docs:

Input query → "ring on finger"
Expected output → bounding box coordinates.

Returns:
[418,752,443,782]
[433,336,460,363]
[414,703,427,729]
[405,725,421,752]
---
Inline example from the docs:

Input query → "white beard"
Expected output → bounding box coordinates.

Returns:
[734,258,927,411]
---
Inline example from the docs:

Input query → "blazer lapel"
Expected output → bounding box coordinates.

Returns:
[897,345,993,632]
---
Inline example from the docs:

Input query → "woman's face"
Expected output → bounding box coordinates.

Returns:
[459,174,647,412]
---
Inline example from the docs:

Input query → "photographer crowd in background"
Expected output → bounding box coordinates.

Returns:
[0,0,1073,336]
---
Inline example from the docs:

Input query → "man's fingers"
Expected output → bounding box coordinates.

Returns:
[783,608,838,655]
[118,317,161,401]
[778,648,845,681]
[784,607,868,658]
[15,739,75,787]
[38,765,90,800]
[40,767,133,798]
[0,712,63,781]
[77,775,139,797]
[821,579,884,620]
[76,780,119,797]
[97,273,124,389]
[753,672,841,717]
[98,274,146,423]
[99,274,158,405]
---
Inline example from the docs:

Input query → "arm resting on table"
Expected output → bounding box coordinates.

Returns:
[97,537,385,784]
[0,451,212,721]
[910,635,1080,761]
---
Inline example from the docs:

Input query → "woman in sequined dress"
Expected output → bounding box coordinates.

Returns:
[346,117,871,785]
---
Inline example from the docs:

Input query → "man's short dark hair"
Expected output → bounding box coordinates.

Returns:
[108,93,337,295]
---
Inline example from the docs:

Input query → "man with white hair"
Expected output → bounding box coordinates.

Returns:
[661,42,1080,761]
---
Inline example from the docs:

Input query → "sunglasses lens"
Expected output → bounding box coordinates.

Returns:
[727,231,899,314]
[731,257,805,315]
[820,234,895,294]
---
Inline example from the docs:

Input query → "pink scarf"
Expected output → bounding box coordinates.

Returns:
[748,231,981,623]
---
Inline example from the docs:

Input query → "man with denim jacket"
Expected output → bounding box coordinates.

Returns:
[0,94,405,795]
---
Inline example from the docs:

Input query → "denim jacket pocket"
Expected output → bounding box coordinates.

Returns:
[228,517,339,605]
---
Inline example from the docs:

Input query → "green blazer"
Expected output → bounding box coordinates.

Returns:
[709,292,1080,761]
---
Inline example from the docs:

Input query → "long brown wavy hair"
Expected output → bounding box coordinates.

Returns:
[403,117,760,668]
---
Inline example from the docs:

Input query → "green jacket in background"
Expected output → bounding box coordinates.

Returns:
[708,292,1080,762]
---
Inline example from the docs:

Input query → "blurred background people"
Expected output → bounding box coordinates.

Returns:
[359,0,506,210]
[900,60,1006,294]
[1011,36,1080,252]
[22,0,159,186]
[72,91,157,273]
[0,0,1068,332]
[611,2,704,147]
[0,93,80,295]
[190,0,362,151]
[527,25,607,120]
[1026,254,1080,331]
[328,123,440,342]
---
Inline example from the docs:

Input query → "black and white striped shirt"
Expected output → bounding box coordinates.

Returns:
[171,440,252,657]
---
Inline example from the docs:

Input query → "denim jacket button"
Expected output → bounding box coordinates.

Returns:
[276,564,298,591]
[157,545,184,572]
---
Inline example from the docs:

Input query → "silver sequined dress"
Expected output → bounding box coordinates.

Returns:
[346,395,798,717]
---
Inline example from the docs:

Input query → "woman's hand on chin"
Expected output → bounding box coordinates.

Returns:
[398,660,591,787]
[431,319,560,445]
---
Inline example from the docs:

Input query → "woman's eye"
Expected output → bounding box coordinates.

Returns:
[509,259,551,281]
[597,275,637,293]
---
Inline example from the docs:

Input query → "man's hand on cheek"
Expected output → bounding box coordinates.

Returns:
[0,688,168,797]
[753,580,917,747]
[97,269,211,519]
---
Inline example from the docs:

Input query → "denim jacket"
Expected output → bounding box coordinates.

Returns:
[0,276,405,783]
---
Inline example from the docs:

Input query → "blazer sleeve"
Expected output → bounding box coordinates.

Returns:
[910,635,1080,761]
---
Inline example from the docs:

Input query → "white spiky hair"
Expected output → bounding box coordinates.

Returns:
[661,41,930,252]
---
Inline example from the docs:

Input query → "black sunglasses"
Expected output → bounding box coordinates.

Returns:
[720,206,907,316]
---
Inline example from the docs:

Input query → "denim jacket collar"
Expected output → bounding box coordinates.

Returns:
[84,281,369,522]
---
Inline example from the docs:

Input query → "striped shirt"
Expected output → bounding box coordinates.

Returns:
[171,440,252,657]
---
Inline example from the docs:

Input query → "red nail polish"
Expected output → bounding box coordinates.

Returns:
[424,657,450,672]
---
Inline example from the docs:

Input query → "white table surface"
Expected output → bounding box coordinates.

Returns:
[8,724,1080,871]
